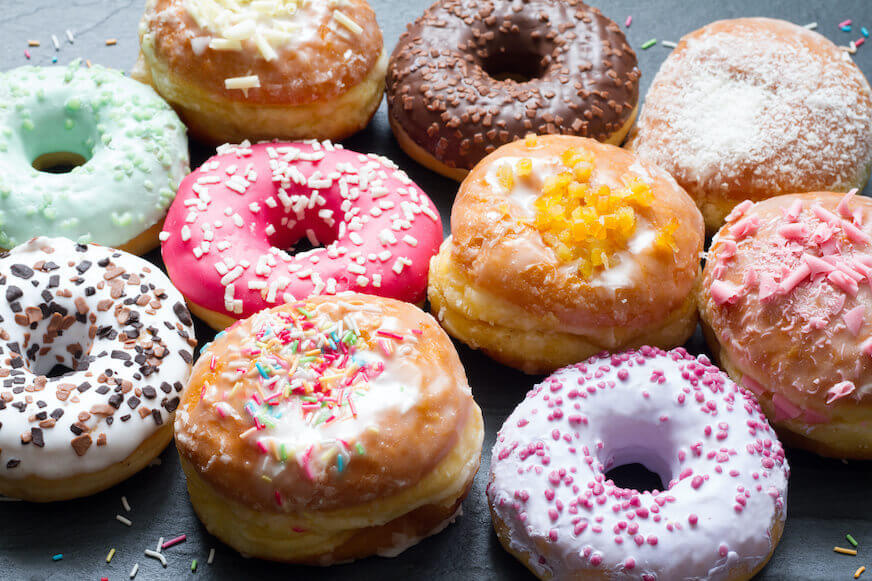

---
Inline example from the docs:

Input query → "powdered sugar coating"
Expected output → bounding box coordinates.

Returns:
[629,18,872,224]
[487,347,788,580]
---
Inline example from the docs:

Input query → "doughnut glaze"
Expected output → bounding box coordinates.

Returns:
[0,237,196,501]
[627,18,872,232]
[701,191,872,458]
[386,0,640,180]
[161,141,443,329]
[488,347,788,580]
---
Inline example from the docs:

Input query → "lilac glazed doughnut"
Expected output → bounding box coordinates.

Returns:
[487,347,789,580]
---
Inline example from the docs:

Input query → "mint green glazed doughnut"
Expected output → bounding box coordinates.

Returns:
[0,60,189,253]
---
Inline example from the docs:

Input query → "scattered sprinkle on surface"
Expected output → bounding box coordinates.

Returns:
[641,38,657,49]
[835,546,859,556]
[116,514,133,527]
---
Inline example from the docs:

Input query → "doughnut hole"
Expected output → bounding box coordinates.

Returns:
[479,27,550,83]
[19,311,95,377]
[597,420,675,494]
[19,95,98,175]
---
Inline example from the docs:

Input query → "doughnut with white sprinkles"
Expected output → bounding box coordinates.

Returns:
[0,237,195,501]
[487,347,789,580]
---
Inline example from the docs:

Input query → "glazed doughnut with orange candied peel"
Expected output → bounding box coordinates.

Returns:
[175,293,483,563]
[700,191,872,459]
[428,135,704,374]
[133,0,387,144]
[627,18,872,233]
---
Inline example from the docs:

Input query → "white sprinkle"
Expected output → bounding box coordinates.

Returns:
[265,224,276,236]
[662,40,678,48]
[225,75,260,90]
[349,232,364,245]
[804,22,818,30]
[356,275,369,287]
[402,235,418,247]
[129,563,139,579]
[65,29,75,43]
[221,266,244,285]
[52,34,60,50]
[121,496,131,512]
[347,263,366,275]
[156,537,164,553]
[159,231,170,242]
[254,33,278,61]
[116,514,133,527]
[144,549,167,567]
[210,37,242,51]
[232,213,244,227]
[372,274,382,288]
[208,548,215,565]
[223,19,256,40]
[181,225,191,242]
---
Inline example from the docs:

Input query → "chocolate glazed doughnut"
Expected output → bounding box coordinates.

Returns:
[386,0,640,181]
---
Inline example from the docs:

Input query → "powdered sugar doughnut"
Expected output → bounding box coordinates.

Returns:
[487,347,789,580]
[0,237,196,501]
[161,141,443,330]
[701,191,872,459]
[627,18,872,233]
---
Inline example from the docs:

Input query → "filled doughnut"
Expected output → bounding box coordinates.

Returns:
[161,140,443,330]
[487,347,789,580]
[626,18,872,233]
[386,0,639,181]
[0,61,189,254]
[700,191,872,459]
[175,293,483,563]
[134,0,387,144]
[428,134,704,374]
[0,237,196,502]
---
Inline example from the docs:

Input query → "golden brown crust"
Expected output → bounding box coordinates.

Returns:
[700,192,872,459]
[137,0,383,105]
[627,18,872,233]
[449,136,703,331]
[176,293,479,511]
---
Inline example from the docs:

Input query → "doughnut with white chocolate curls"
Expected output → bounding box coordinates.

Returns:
[488,347,788,580]
[701,191,872,459]
[386,0,640,180]
[0,237,195,501]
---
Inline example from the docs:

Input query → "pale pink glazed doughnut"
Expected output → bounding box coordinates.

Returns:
[487,347,789,581]
[700,191,872,459]
[161,140,443,329]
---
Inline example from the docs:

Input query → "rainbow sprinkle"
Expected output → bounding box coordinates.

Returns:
[641,38,657,49]
[848,533,859,547]
[51,554,63,561]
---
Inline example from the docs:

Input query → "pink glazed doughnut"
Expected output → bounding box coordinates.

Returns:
[160,141,443,329]
[487,347,789,581]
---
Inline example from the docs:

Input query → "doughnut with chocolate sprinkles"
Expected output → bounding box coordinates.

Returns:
[0,237,196,501]
[386,0,640,181]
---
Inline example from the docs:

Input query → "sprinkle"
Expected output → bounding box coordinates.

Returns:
[333,10,363,34]
[857,38,866,48]
[156,537,164,552]
[52,34,59,50]
[116,514,133,527]
[121,495,131,512]
[162,534,187,549]
[207,548,215,564]
[640,39,657,49]
[24,50,31,59]
[144,549,167,567]
[840,20,853,28]
[106,548,116,563]
[66,29,75,43]
[835,546,858,556]
[848,534,859,547]
[625,15,632,27]
[27,40,40,47]
[105,38,117,46]
[52,554,63,561]
[129,563,139,578]
[804,22,818,30]
[191,559,198,572]
[842,25,853,32]
[863,27,870,38]
[225,75,260,90]
[856,566,866,579]
[662,40,678,48]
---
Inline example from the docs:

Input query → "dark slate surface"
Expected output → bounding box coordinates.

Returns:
[1,1,871,579]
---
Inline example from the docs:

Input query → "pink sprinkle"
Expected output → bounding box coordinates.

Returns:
[843,306,865,336]
[709,280,741,306]
[812,204,841,227]
[772,394,802,421]
[725,200,754,223]
[24,49,31,59]
[376,330,404,341]
[836,189,858,218]
[625,15,632,27]
[826,381,855,404]
[730,215,760,240]
[549,529,559,542]
[802,254,835,276]
[827,270,859,296]
[209,355,217,370]
[161,535,187,550]
[858,37,866,48]
[624,557,636,570]
[757,273,778,302]
[777,222,807,241]
[842,219,870,244]
[778,262,811,294]
[783,199,804,221]
[839,19,853,27]
[688,514,698,525]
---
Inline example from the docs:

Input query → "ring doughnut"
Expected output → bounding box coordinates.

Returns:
[0,62,189,254]
[627,18,872,233]
[700,191,872,459]
[175,293,484,563]
[134,0,387,144]
[0,237,196,501]
[428,135,703,374]
[487,347,789,580]
[386,0,640,181]
[161,140,443,330]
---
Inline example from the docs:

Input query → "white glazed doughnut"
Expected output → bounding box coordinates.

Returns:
[0,237,196,501]
[487,347,789,580]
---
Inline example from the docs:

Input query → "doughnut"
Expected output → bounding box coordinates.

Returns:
[487,347,789,580]
[428,134,704,374]
[0,61,189,254]
[161,140,443,331]
[386,0,640,181]
[626,18,872,233]
[134,0,387,144]
[700,191,872,459]
[0,237,196,502]
[175,293,483,563]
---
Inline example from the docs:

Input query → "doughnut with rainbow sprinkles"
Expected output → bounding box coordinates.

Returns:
[487,347,789,580]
